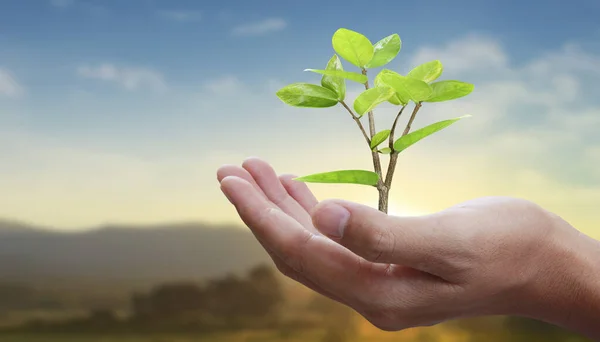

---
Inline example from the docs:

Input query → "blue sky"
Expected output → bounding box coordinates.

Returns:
[3,0,600,85]
[2,0,599,140]
[0,0,599,232]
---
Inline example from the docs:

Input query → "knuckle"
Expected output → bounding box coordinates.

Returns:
[363,225,395,262]
[274,261,293,277]
[353,288,403,330]
[360,306,406,332]
[270,189,291,207]
[282,268,301,283]
[254,206,277,229]
[282,230,314,275]
[253,207,313,277]
[355,287,439,332]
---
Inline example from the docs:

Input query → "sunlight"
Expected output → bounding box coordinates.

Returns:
[387,203,425,217]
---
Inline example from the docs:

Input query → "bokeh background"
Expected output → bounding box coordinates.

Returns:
[0,0,598,341]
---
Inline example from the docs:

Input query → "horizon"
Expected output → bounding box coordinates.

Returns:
[0,216,248,233]
[0,0,599,239]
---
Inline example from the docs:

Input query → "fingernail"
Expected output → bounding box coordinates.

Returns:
[315,203,350,238]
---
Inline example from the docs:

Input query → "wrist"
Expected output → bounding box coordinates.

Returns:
[519,213,600,339]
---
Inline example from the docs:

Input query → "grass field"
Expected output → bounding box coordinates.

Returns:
[0,326,592,342]
[0,329,328,342]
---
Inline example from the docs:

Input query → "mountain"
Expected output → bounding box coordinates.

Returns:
[0,219,42,233]
[0,219,271,289]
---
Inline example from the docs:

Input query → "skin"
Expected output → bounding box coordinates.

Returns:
[216,157,600,340]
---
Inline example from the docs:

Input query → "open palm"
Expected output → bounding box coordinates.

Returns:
[217,157,458,329]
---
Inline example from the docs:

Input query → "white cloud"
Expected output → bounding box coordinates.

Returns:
[409,34,508,75]
[157,10,202,23]
[203,75,244,94]
[0,68,24,98]
[77,64,167,92]
[3,33,600,237]
[49,0,107,16]
[405,33,600,136]
[231,18,287,37]
[50,0,74,8]
[404,35,599,180]
[527,43,600,76]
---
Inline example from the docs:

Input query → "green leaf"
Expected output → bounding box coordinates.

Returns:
[305,69,368,84]
[365,34,401,69]
[378,148,392,154]
[393,115,471,153]
[294,170,379,186]
[425,80,474,102]
[353,86,395,116]
[379,70,433,104]
[276,83,339,108]
[321,55,346,101]
[370,129,391,150]
[407,60,443,83]
[331,28,374,68]
[374,70,402,105]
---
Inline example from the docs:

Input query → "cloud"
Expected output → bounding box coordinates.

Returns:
[49,0,107,15]
[203,75,244,94]
[387,33,600,225]
[408,34,508,75]
[231,18,287,37]
[0,68,24,98]
[50,0,74,8]
[157,10,202,23]
[77,64,167,92]
[2,33,600,238]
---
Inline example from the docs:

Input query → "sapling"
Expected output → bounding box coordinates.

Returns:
[276,28,474,213]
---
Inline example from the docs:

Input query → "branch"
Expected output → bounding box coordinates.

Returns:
[361,69,377,138]
[402,102,422,137]
[384,102,422,189]
[388,105,407,149]
[361,68,384,188]
[340,101,371,145]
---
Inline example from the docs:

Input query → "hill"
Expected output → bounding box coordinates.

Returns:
[0,219,270,289]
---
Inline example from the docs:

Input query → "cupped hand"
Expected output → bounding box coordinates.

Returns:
[216,157,594,332]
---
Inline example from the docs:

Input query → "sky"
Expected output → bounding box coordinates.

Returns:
[0,0,599,237]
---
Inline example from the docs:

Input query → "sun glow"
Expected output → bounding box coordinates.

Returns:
[386,203,426,217]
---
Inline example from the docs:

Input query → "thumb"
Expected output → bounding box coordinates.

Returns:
[311,199,456,275]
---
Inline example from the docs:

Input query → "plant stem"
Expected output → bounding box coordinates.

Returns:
[361,69,378,139]
[388,105,407,149]
[372,105,405,214]
[380,102,423,213]
[340,101,371,145]
[361,68,385,211]
[402,102,422,137]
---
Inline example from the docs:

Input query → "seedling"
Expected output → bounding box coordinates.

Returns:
[276,28,474,213]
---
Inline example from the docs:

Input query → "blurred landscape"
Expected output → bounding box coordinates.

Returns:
[2,0,599,341]
[0,219,592,342]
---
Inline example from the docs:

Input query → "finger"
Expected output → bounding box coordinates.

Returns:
[311,199,461,277]
[220,176,365,301]
[217,167,340,301]
[217,164,267,198]
[279,174,319,213]
[262,245,347,305]
[242,157,313,229]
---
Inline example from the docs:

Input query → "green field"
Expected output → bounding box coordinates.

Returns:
[0,330,327,342]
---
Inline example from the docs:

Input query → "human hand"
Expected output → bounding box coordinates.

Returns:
[217,157,600,338]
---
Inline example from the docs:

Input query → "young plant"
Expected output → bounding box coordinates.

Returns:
[276,28,474,213]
